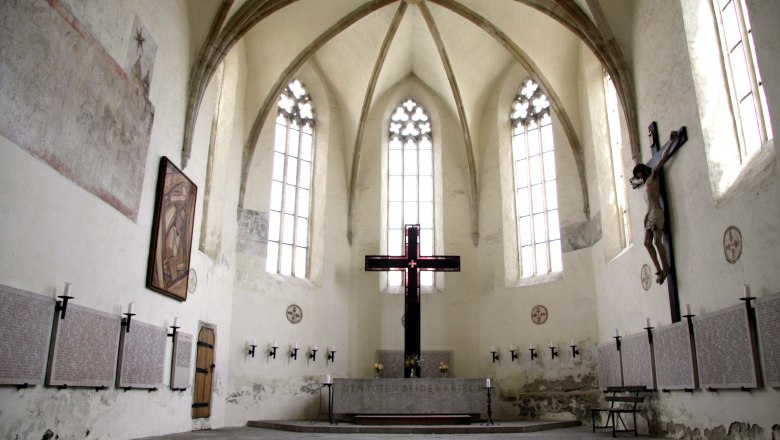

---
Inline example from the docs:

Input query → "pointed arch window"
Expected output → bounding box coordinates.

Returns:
[713,0,772,161]
[266,79,315,278]
[510,79,562,278]
[605,75,631,249]
[387,98,434,287]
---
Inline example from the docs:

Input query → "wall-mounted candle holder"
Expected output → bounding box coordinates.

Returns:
[121,302,135,333]
[490,349,499,363]
[55,282,74,320]
[327,346,336,363]
[529,347,537,360]
[510,348,518,362]
[309,347,318,362]
[269,341,279,359]
[570,344,579,358]
[248,340,257,358]
[290,345,299,360]
[168,317,180,339]
[549,343,558,359]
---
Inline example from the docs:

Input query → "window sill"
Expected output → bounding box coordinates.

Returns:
[714,138,777,206]
[512,270,563,287]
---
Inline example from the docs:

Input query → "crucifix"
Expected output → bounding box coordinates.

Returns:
[365,224,460,378]
[638,122,688,323]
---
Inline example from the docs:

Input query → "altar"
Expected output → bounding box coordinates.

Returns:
[332,378,487,423]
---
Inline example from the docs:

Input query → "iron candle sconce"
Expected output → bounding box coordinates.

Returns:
[248,339,257,358]
[570,344,579,358]
[290,344,299,360]
[490,348,499,363]
[529,347,538,360]
[549,343,558,359]
[327,346,336,363]
[269,341,279,359]
[55,282,74,320]
[309,346,318,362]
[168,317,180,339]
[121,302,135,333]
[510,347,518,362]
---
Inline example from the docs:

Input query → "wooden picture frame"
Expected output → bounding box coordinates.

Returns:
[146,156,197,301]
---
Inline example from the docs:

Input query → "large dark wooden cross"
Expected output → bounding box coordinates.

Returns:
[646,122,687,323]
[365,224,460,378]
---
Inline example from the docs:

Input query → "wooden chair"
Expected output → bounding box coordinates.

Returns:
[590,386,647,437]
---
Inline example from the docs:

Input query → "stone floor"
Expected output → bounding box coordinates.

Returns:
[136,423,668,439]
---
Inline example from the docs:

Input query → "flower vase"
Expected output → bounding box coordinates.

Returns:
[440,371,447,378]
[409,369,416,379]
[374,371,380,379]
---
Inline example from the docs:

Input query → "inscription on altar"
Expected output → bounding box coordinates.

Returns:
[694,304,759,389]
[46,304,121,388]
[755,293,780,387]
[171,332,193,390]
[654,321,697,390]
[0,285,55,385]
[621,332,655,389]
[117,320,166,389]
[596,341,622,389]
[333,378,485,416]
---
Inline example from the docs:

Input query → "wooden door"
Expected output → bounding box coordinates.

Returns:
[192,326,215,419]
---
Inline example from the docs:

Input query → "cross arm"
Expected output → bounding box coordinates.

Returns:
[365,255,409,271]
[647,126,687,169]
[417,256,461,271]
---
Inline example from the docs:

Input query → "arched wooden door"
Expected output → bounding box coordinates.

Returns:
[192,326,215,419]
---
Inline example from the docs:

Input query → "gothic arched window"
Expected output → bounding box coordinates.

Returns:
[510,79,562,278]
[387,98,434,287]
[266,79,315,278]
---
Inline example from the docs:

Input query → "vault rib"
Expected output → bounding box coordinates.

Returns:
[347,1,409,245]
[430,0,591,220]
[418,0,480,246]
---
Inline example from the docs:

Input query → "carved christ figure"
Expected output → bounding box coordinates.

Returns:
[631,131,681,285]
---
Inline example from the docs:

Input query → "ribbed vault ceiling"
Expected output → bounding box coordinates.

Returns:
[182,0,637,245]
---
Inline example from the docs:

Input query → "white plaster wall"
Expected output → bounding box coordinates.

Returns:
[0,1,239,438]
[594,1,780,437]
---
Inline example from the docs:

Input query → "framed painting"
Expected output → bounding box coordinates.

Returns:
[146,157,197,301]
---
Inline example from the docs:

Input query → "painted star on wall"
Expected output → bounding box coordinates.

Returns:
[134,27,145,52]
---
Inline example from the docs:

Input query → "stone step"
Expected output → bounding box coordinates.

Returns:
[354,414,471,425]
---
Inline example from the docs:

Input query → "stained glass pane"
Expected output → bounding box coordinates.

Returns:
[288,124,300,158]
[389,176,403,201]
[528,126,540,156]
[535,243,548,275]
[268,211,281,242]
[420,229,433,256]
[286,157,298,185]
[296,218,308,246]
[548,209,560,241]
[300,132,312,161]
[419,136,432,150]
[739,94,761,156]
[419,202,433,229]
[722,1,741,49]
[389,150,403,175]
[519,217,533,246]
[418,150,432,175]
[284,184,296,214]
[299,161,311,190]
[419,176,433,202]
[280,244,293,276]
[517,187,530,217]
[533,213,546,243]
[283,214,294,244]
[404,150,417,174]
[266,242,279,272]
[404,202,418,225]
[531,184,544,214]
[541,122,554,152]
[294,248,307,278]
[543,151,556,180]
[516,159,529,188]
[274,123,287,153]
[521,246,534,278]
[272,153,285,181]
[730,43,751,98]
[529,155,542,185]
[389,202,403,228]
[389,229,403,255]
[390,137,402,149]
[270,181,283,211]
[404,177,418,201]
[545,181,558,210]
[298,188,309,218]
[513,134,527,160]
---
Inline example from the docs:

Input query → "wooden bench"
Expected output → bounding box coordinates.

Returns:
[590,386,648,437]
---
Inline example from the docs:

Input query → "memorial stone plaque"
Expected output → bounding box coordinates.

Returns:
[694,304,759,389]
[116,320,166,389]
[596,341,622,389]
[0,285,55,385]
[755,293,780,387]
[171,331,193,390]
[654,320,697,390]
[46,303,121,388]
[621,332,655,389]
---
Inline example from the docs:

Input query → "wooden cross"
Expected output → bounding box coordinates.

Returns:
[646,122,688,323]
[365,224,460,377]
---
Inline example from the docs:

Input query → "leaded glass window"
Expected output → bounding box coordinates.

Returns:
[605,75,631,249]
[267,79,315,278]
[510,79,562,278]
[387,98,434,287]
[713,0,772,161]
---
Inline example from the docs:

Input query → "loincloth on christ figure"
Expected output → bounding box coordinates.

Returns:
[644,207,664,231]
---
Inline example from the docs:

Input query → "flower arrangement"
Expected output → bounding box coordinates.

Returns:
[373,362,384,373]
[404,355,422,368]
[438,361,449,373]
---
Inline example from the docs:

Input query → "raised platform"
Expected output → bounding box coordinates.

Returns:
[247,419,580,434]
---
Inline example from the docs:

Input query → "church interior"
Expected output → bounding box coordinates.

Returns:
[1,0,779,439]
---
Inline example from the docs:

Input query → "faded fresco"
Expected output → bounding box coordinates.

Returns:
[126,15,157,97]
[0,1,154,221]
